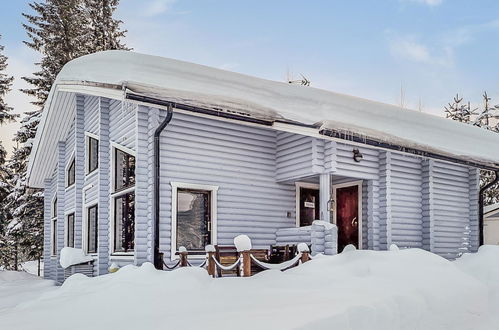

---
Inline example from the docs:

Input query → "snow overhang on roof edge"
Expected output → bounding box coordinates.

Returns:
[27,50,499,188]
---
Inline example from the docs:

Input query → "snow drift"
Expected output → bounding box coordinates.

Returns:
[0,247,495,330]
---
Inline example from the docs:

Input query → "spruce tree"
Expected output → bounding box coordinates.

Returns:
[3,0,129,270]
[473,92,499,130]
[444,94,476,123]
[0,35,16,124]
[84,0,129,51]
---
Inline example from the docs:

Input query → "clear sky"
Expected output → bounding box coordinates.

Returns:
[1,0,499,156]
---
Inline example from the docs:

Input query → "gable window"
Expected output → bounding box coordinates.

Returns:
[67,158,75,187]
[66,213,75,248]
[87,205,98,254]
[87,136,99,174]
[51,197,58,256]
[112,147,135,254]
[171,182,218,259]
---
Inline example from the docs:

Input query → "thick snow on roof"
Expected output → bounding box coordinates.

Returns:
[28,50,499,186]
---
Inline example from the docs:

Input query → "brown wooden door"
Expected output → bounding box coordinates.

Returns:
[336,185,359,252]
[299,188,320,227]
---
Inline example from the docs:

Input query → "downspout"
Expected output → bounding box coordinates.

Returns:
[153,104,174,269]
[479,170,499,246]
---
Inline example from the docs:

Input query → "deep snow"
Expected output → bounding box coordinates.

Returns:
[0,247,498,330]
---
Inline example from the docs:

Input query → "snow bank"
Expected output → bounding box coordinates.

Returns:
[455,245,499,306]
[59,247,94,269]
[0,248,494,330]
[0,271,55,311]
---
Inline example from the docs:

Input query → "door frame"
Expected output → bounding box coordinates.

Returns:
[295,182,320,227]
[332,180,363,249]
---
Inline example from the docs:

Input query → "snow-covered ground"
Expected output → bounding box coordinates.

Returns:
[0,246,498,330]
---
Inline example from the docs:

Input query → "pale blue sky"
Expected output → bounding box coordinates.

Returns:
[1,0,499,155]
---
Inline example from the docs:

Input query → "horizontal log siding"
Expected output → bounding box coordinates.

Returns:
[431,160,473,259]
[335,142,380,180]
[469,168,480,252]
[109,100,136,150]
[97,98,111,275]
[389,153,423,248]
[158,111,295,259]
[84,96,99,135]
[275,132,320,182]
[74,95,85,249]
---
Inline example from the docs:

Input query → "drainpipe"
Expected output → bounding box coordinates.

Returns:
[153,104,174,269]
[479,170,499,246]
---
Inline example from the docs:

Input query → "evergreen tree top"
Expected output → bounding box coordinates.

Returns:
[0,34,17,125]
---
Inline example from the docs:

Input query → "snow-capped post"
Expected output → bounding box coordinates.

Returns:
[178,246,188,267]
[234,235,252,277]
[205,245,216,277]
[297,243,310,263]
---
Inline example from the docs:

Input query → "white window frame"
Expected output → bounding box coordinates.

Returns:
[109,143,136,257]
[295,182,320,227]
[65,150,76,189]
[83,202,98,255]
[50,195,58,257]
[332,180,363,249]
[84,132,99,177]
[170,182,219,261]
[65,210,76,248]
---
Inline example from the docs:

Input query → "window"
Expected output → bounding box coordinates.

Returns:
[51,219,57,256]
[115,149,135,191]
[114,192,135,253]
[112,147,135,254]
[51,197,57,256]
[171,182,218,259]
[87,136,99,174]
[87,205,98,254]
[66,213,75,248]
[67,159,75,187]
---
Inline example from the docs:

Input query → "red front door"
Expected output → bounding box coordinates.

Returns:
[336,185,359,252]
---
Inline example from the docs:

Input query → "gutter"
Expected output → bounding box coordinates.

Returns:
[479,171,499,246]
[152,104,173,270]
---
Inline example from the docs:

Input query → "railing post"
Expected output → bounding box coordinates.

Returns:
[205,245,216,277]
[178,246,188,267]
[234,235,252,277]
[241,251,251,277]
[297,243,310,264]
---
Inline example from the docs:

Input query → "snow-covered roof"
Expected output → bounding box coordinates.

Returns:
[28,50,499,187]
[485,203,499,218]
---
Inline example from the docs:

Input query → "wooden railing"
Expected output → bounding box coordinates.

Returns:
[162,235,311,277]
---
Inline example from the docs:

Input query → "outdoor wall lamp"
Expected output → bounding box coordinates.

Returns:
[353,148,363,162]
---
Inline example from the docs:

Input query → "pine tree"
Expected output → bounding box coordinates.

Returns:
[22,0,91,107]
[473,92,499,130]
[444,94,476,123]
[84,0,129,51]
[1,0,129,270]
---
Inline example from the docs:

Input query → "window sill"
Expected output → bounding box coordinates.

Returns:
[65,184,75,192]
[110,253,134,260]
[84,170,98,181]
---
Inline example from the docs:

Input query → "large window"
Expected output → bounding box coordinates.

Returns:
[87,205,98,254]
[67,158,75,187]
[171,182,218,259]
[87,136,99,174]
[114,193,135,253]
[113,147,135,254]
[66,213,75,248]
